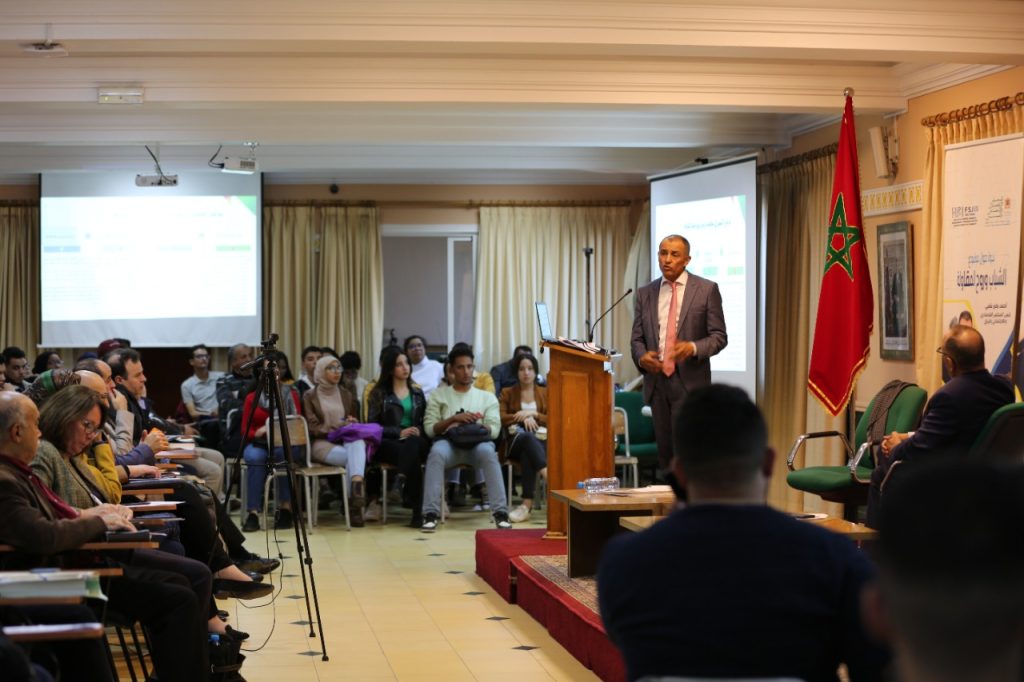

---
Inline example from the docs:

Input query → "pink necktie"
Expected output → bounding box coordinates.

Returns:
[662,281,679,377]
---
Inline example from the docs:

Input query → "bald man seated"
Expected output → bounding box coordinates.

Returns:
[867,324,1015,527]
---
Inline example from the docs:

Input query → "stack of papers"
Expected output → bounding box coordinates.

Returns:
[0,570,106,601]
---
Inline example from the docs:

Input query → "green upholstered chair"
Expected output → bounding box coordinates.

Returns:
[613,390,658,486]
[969,401,1024,461]
[786,384,927,519]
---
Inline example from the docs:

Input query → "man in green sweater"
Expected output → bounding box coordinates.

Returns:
[421,346,510,531]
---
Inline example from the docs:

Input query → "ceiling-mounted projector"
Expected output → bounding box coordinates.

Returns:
[136,174,178,187]
[222,157,258,174]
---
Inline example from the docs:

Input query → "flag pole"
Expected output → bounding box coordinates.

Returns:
[842,86,857,444]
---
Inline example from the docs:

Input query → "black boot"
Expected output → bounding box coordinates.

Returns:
[349,480,365,527]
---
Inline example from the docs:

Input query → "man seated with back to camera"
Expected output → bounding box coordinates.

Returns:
[597,384,889,681]
[868,324,1014,528]
[863,460,1024,682]
[107,348,227,496]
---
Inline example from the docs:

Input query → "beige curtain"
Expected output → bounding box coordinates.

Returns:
[916,106,1024,395]
[0,204,39,353]
[475,206,633,378]
[620,200,651,385]
[317,206,383,378]
[262,204,383,378]
[263,205,319,367]
[760,153,845,514]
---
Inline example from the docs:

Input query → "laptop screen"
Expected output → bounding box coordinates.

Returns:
[535,301,554,340]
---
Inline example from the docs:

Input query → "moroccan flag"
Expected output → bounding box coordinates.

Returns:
[808,95,874,416]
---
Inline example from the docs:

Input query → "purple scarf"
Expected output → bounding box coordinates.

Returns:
[326,423,384,461]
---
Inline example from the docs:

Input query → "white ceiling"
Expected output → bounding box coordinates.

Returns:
[0,0,1020,185]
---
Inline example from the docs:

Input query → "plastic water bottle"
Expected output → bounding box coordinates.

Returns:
[577,477,621,495]
[210,632,221,649]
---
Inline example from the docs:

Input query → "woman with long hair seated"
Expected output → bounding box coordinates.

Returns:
[499,354,548,523]
[240,372,302,532]
[365,346,429,528]
[31,384,261,647]
[303,355,368,526]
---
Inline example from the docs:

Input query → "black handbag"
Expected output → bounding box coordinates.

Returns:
[444,422,492,448]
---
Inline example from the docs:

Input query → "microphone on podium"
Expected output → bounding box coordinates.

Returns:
[587,289,633,343]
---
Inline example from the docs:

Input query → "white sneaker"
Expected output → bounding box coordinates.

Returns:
[363,501,382,522]
[508,505,532,523]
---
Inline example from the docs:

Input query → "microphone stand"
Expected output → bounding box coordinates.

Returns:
[232,333,330,660]
[588,288,634,344]
[583,246,594,340]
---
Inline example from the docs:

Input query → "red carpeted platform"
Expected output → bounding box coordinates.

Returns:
[475,530,626,681]
[475,529,564,602]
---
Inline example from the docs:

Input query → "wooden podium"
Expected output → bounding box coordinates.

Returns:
[542,342,614,539]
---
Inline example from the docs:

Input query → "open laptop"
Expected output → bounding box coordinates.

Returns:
[535,301,556,343]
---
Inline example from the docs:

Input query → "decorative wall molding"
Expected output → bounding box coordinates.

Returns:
[861,181,924,217]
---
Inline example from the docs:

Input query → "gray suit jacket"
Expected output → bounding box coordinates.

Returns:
[630,273,728,402]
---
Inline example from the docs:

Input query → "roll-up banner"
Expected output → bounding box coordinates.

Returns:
[942,133,1024,395]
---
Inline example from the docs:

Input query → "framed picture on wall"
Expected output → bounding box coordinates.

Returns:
[878,221,913,361]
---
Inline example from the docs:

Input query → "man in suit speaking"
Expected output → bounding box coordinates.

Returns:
[631,234,728,473]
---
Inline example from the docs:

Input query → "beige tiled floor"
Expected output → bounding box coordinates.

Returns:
[221,504,599,682]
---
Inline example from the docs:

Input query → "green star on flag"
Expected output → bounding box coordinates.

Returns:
[823,193,861,280]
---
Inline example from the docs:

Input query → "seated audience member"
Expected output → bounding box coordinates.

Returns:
[405,335,445,396]
[366,346,429,527]
[0,353,13,392]
[30,384,270,606]
[869,324,1014,527]
[320,346,338,358]
[490,345,534,395]
[0,392,211,681]
[421,346,509,531]
[216,342,255,455]
[182,343,225,447]
[75,361,279,576]
[865,461,1024,682]
[295,345,322,397]
[499,353,548,523]
[1,346,31,392]
[181,343,224,419]
[32,351,63,377]
[598,384,888,681]
[303,356,368,526]
[276,350,297,386]
[340,350,369,404]
[240,374,300,531]
[110,348,227,495]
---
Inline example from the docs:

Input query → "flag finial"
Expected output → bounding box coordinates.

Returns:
[843,87,855,97]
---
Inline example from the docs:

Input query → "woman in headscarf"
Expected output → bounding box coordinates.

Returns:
[240,372,302,532]
[303,355,368,526]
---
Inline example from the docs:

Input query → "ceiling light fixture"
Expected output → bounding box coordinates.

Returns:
[98,85,145,105]
[20,24,67,57]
